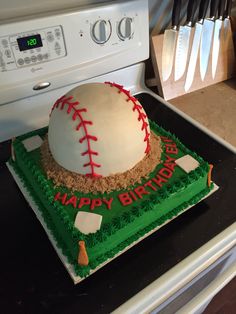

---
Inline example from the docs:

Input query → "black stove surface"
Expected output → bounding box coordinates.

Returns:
[0,93,235,314]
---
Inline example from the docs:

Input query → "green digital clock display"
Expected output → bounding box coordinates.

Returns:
[27,38,37,46]
[17,34,43,51]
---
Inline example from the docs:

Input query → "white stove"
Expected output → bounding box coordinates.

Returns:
[0,0,149,140]
[0,0,235,313]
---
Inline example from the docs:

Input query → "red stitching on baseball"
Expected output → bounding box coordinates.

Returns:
[105,82,150,154]
[51,95,101,178]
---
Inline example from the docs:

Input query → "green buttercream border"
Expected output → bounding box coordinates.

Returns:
[8,157,91,278]
[11,121,213,278]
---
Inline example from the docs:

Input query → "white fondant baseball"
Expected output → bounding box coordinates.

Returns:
[48,82,150,177]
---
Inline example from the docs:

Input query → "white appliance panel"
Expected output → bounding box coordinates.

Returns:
[0,25,66,72]
[0,0,149,105]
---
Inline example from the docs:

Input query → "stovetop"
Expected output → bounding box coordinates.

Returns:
[0,92,235,314]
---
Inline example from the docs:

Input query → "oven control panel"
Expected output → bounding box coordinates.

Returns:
[0,26,66,71]
[0,0,149,105]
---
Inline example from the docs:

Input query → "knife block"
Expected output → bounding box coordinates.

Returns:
[150,26,236,100]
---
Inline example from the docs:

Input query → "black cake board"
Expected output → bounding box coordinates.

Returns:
[6,162,218,284]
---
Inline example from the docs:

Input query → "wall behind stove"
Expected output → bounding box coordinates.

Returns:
[0,0,201,31]
[1,0,235,32]
[0,0,109,22]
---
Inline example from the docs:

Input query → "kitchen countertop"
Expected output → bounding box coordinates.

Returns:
[170,79,236,148]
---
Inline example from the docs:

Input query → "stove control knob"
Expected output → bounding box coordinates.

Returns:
[118,17,134,40]
[91,20,111,44]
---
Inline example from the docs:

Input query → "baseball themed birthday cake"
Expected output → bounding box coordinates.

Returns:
[8,82,215,281]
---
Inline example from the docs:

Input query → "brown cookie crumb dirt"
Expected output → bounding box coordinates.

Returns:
[40,131,162,194]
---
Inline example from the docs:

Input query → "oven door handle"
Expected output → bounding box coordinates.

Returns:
[176,262,236,314]
[112,223,236,314]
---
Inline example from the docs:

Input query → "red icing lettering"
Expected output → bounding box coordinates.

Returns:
[161,136,173,143]
[102,198,113,210]
[165,154,176,163]
[144,180,157,191]
[65,195,77,208]
[90,198,102,210]
[152,175,167,187]
[134,186,150,199]
[165,143,176,148]
[54,192,67,205]
[163,162,176,171]
[118,193,133,206]
[159,167,173,178]
[166,146,178,155]
[78,197,91,209]
[129,191,138,201]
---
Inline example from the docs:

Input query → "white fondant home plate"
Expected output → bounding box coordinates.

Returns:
[6,162,218,284]
[74,211,103,234]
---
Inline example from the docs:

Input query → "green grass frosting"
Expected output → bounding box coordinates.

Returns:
[10,121,213,278]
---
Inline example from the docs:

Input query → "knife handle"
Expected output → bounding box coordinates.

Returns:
[187,0,201,24]
[218,0,227,18]
[225,0,233,17]
[210,0,220,18]
[198,0,210,21]
[172,0,182,28]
